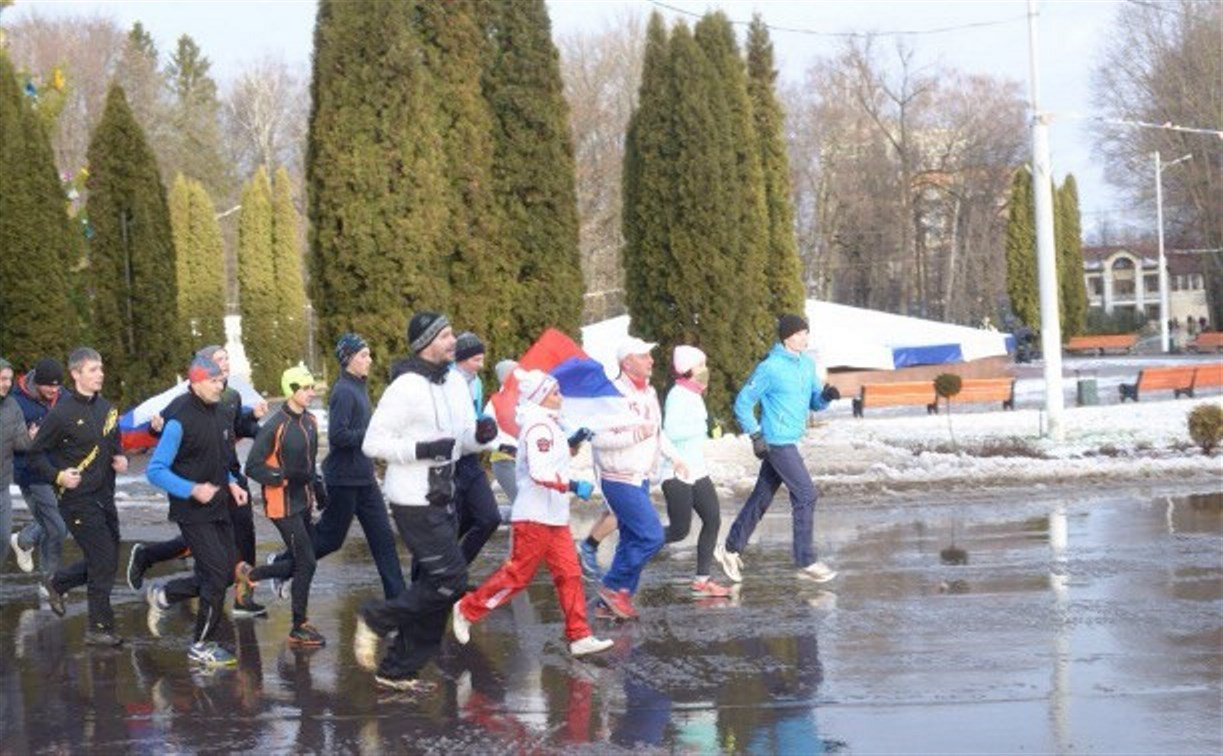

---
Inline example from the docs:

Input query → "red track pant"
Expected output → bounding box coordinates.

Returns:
[458,521,591,642]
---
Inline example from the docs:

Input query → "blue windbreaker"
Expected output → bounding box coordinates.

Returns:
[734,343,828,445]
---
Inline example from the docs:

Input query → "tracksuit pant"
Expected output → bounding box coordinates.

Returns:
[300,482,404,599]
[360,504,467,680]
[51,499,120,632]
[458,521,591,642]
[455,455,501,565]
[600,479,664,594]
[16,483,67,579]
[136,489,255,572]
[725,444,818,567]
[662,476,721,577]
[164,518,235,643]
[251,512,317,627]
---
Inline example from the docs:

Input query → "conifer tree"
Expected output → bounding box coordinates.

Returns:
[1056,175,1088,338]
[0,50,80,366]
[307,0,450,389]
[85,84,181,405]
[271,166,308,370]
[746,15,805,316]
[237,167,278,393]
[1005,167,1039,330]
[169,174,226,346]
[165,35,233,202]
[482,0,582,355]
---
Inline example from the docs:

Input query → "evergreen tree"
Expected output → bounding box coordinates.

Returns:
[746,15,805,316]
[482,0,582,355]
[115,22,166,135]
[85,84,181,405]
[164,35,233,202]
[1056,175,1088,338]
[307,0,450,390]
[271,166,308,370]
[1005,167,1039,330]
[0,50,80,366]
[169,174,226,346]
[237,167,277,393]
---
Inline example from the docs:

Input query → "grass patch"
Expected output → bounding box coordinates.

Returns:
[906,436,1048,459]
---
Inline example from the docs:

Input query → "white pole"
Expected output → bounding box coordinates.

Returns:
[1155,152,1169,353]
[1027,0,1065,441]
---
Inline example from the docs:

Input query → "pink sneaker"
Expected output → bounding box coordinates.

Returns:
[690,578,731,598]
[597,586,638,619]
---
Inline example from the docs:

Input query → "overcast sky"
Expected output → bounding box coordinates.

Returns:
[13,0,1134,233]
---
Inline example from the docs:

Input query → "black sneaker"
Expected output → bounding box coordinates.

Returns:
[232,596,268,618]
[288,623,326,647]
[43,580,66,617]
[126,543,147,591]
[85,629,124,647]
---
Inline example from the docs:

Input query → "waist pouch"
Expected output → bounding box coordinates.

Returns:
[426,463,455,508]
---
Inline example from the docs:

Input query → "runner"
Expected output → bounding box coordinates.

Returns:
[716,314,840,584]
[661,345,732,597]
[29,347,127,646]
[235,364,325,647]
[450,331,501,565]
[9,358,69,587]
[0,358,36,570]
[451,369,613,656]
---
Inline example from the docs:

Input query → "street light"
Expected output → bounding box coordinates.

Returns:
[1154,151,1192,353]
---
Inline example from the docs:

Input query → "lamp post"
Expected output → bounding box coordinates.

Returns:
[1154,152,1192,353]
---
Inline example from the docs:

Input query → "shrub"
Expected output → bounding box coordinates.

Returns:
[1187,403,1223,455]
[934,373,963,399]
[1085,306,1146,336]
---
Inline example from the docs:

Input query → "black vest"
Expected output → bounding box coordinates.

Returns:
[164,390,232,524]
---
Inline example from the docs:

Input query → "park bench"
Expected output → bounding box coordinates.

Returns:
[947,377,1017,411]
[852,381,938,418]
[1118,365,1196,402]
[1187,331,1223,353]
[1187,362,1223,396]
[1066,334,1139,355]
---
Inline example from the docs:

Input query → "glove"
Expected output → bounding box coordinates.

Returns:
[475,416,498,444]
[497,443,518,457]
[750,431,768,460]
[312,477,329,511]
[416,438,456,461]
[567,427,593,450]
[821,384,841,403]
[568,480,595,500]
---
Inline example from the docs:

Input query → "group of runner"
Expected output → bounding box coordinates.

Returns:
[0,309,840,691]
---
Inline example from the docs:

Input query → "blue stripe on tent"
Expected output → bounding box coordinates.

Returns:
[551,356,624,399]
[891,343,963,369]
[1004,335,1016,354]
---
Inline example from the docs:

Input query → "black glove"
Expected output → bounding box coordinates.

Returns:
[750,431,768,460]
[567,427,593,450]
[416,438,456,461]
[312,477,329,511]
[475,416,498,444]
[821,384,841,403]
[497,443,518,457]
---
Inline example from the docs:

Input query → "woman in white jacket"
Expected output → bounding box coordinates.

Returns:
[662,346,732,597]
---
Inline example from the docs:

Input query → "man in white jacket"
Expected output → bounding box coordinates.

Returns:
[353,311,498,692]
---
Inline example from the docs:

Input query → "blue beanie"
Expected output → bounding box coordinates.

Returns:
[336,332,369,367]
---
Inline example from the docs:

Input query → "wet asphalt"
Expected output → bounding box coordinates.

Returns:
[0,485,1219,754]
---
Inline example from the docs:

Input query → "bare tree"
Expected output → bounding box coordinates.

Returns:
[557,11,645,323]
[222,55,308,183]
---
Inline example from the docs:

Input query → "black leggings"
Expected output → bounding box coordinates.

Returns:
[662,476,721,577]
[165,518,236,643]
[251,512,316,627]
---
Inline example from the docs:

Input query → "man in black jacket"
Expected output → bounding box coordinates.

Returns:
[29,347,127,646]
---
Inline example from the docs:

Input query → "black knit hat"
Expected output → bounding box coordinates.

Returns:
[454,331,485,362]
[778,314,809,342]
[32,358,64,386]
[407,312,450,353]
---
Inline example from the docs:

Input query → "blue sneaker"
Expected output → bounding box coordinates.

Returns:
[578,541,602,582]
[188,641,237,668]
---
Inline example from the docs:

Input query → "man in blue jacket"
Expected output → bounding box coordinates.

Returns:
[716,314,840,584]
[9,359,69,588]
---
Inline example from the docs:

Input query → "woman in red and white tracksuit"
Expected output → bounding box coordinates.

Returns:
[450,369,613,657]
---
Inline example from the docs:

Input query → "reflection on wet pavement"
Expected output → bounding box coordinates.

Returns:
[0,491,1219,752]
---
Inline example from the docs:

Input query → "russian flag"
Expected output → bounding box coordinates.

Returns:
[491,328,641,438]
[119,375,264,451]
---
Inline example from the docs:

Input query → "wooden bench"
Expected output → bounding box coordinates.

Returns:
[1118,365,1197,402]
[852,381,938,418]
[1187,362,1223,395]
[1188,332,1223,353]
[1066,334,1139,355]
[948,377,1017,411]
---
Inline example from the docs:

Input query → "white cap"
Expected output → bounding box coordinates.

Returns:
[494,359,518,384]
[672,345,706,375]
[515,368,558,406]
[616,336,657,364]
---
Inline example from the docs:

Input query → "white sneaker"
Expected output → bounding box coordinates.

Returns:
[799,561,838,583]
[267,553,291,601]
[451,604,471,645]
[353,615,380,671]
[713,543,742,583]
[146,582,169,637]
[11,533,34,573]
[569,635,614,656]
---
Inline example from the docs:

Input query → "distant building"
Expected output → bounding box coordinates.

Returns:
[1082,245,1210,328]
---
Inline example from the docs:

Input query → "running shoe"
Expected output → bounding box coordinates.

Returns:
[188,641,238,668]
[451,603,471,645]
[85,629,124,647]
[11,533,34,573]
[231,562,268,617]
[126,542,146,591]
[596,586,637,620]
[43,579,66,617]
[578,540,603,582]
[374,674,436,693]
[353,615,381,671]
[690,577,732,598]
[146,582,169,637]
[798,561,838,584]
[569,636,614,656]
[288,623,326,647]
[713,543,743,583]
[266,553,291,601]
